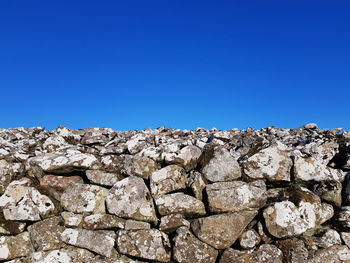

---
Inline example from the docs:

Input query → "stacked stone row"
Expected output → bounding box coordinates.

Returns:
[0,124,350,263]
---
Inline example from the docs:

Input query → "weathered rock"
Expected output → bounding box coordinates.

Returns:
[173,227,218,263]
[117,229,171,262]
[243,143,292,181]
[308,245,350,263]
[122,155,158,179]
[100,155,123,173]
[125,220,150,230]
[239,229,261,249]
[258,221,272,243]
[28,216,65,251]
[86,170,124,186]
[61,228,116,257]
[191,211,257,249]
[164,145,202,170]
[155,193,206,216]
[313,181,342,207]
[81,127,116,145]
[150,165,187,196]
[303,229,342,249]
[0,232,33,261]
[0,212,26,235]
[0,160,24,194]
[42,135,69,152]
[40,174,83,200]
[126,133,151,154]
[220,244,283,263]
[275,238,309,263]
[206,180,266,213]
[83,214,125,230]
[61,212,84,227]
[106,176,157,223]
[186,170,207,200]
[341,232,350,248]
[200,145,241,182]
[159,214,190,233]
[61,183,108,214]
[0,178,55,221]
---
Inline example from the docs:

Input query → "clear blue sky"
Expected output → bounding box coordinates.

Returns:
[1,1,349,131]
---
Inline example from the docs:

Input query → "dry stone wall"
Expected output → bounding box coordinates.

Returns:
[0,124,350,262]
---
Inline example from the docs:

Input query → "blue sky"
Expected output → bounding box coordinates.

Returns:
[1,0,349,131]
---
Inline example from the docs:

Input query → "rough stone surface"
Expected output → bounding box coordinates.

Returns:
[106,176,158,222]
[239,229,261,249]
[150,165,186,196]
[125,220,150,230]
[200,145,241,182]
[164,145,202,170]
[0,232,33,261]
[122,155,158,179]
[117,229,171,262]
[40,174,83,200]
[83,214,125,230]
[159,214,190,233]
[61,183,108,214]
[173,227,218,263]
[191,211,257,249]
[186,170,207,200]
[206,180,267,212]
[61,228,116,257]
[86,170,124,186]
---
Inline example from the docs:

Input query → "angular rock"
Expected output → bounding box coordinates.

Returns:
[40,174,83,200]
[122,155,158,179]
[0,178,55,221]
[159,214,190,233]
[150,165,187,196]
[125,220,150,230]
[206,180,266,213]
[164,145,202,170]
[303,229,342,249]
[308,245,350,263]
[191,211,257,249]
[61,228,116,257]
[0,232,33,261]
[341,232,350,248]
[239,229,261,249]
[106,176,157,223]
[61,183,108,214]
[200,145,241,182]
[0,160,24,194]
[155,193,206,216]
[86,170,124,187]
[275,238,309,263]
[186,170,207,200]
[117,229,171,262]
[83,214,125,230]
[0,212,26,235]
[28,216,65,251]
[126,133,151,154]
[313,180,342,207]
[243,143,292,181]
[42,135,69,152]
[100,155,123,173]
[173,227,218,263]
[220,244,283,263]
[61,212,84,227]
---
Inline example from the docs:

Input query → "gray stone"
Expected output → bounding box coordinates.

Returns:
[173,227,218,263]
[200,146,241,182]
[61,183,108,214]
[61,212,84,227]
[308,245,350,263]
[0,232,33,261]
[239,229,261,249]
[159,214,190,233]
[164,145,202,170]
[125,220,150,230]
[106,176,158,223]
[83,214,125,230]
[150,165,187,196]
[186,170,207,200]
[206,180,266,213]
[191,211,257,249]
[61,228,116,257]
[122,155,158,179]
[86,170,124,186]
[117,229,171,262]
[155,193,206,216]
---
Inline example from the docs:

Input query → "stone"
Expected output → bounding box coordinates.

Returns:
[155,193,206,216]
[0,178,55,221]
[100,155,123,173]
[42,135,69,152]
[186,170,207,200]
[173,227,218,263]
[275,238,309,263]
[27,150,100,177]
[303,123,319,130]
[106,176,158,223]
[28,216,65,251]
[303,229,342,249]
[313,181,342,207]
[0,212,26,235]
[164,145,202,170]
[40,174,83,200]
[126,133,151,154]
[150,165,187,196]
[191,211,257,249]
[61,228,116,257]
[61,212,84,227]
[206,180,266,213]
[0,232,33,261]
[0,160,24,194]
[341,232,350,248]
[83,214,125,230]
[308,245,350,263]
[123,155,158,179]
[86,170,124,186]
[200,145,241,182]
[125,220,150,230]
[243,143,293,181]
[61,183,108,214]
[257,221,272,243]
[220,244,283,263]
[116,229,171,262]
[239,229,261,249]
[159,214,190,233]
